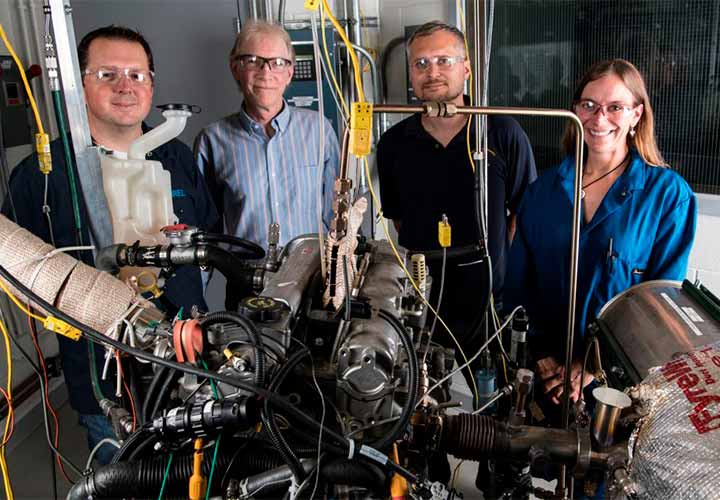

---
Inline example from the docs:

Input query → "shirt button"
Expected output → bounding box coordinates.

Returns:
[621,191,627,197]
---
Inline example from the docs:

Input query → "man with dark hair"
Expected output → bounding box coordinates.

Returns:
[2,25,217,464]
[377,20,537,386]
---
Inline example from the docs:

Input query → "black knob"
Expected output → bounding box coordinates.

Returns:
[239,296,283,322]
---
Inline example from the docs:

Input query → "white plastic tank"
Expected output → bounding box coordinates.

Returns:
[100,107,192,283]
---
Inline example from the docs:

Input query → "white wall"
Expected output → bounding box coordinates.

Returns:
[687,194,720,295]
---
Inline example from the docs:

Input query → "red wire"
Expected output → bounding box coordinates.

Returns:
[28,317,75,483]
[0,387,14,446]
[115,352,137,432]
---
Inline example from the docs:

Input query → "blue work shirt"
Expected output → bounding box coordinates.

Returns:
[505,150,697,360]
[194,101,340,249]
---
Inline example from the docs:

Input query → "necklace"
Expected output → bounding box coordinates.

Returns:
[581,152,630,199]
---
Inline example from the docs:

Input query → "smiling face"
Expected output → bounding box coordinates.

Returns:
[82,38,153,135]
[408,30,469,103]
[231,33,294,115]
[577,74,643,157]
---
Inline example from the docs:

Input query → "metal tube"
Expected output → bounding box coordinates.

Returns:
[48,0,91,152]
[350,0,362,46]
[372,102,586,436]
[349,42,384,138]
[278,0,287,26]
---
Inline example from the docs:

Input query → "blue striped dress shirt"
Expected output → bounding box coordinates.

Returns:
[194,102,340,249]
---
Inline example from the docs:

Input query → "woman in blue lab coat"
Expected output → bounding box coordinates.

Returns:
[505,59,697,405]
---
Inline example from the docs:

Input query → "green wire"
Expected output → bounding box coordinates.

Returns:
[51,90,83,241]
[205,434,221,500]
[87,340,105,404]
[157,452,174,500]
[200,358,220,499]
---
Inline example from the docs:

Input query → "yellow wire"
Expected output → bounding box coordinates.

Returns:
[0,317,15,499]
[318,2,478,401]
[321,0,365,102]
[0,24,44,135]
[320,5,349,118]
[362,157,480,402]
[0,280,45,323]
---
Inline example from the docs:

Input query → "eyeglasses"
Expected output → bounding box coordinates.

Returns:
[235,54,292,72]
[574,99,636,117]
[411,55,465,72]
[83,67,154,86]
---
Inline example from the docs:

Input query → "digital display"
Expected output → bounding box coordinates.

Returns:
[296,54,313,62]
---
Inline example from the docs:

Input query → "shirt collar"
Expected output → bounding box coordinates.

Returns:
[558,148,646,193]
[238,100,291,136]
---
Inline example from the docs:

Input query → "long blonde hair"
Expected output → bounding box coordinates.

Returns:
[561,59,666,167]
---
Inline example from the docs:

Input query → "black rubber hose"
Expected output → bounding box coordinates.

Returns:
[141,366,170,423]
[320,458,388,496]
[442,413,508,460]
[110,427,156,464]
[370,309,419,451]
[148,367,181,422]
[204,245,256,293]
[199,311,265,388]
[242,460,316,497]
[192,232,265,259]
[0,261,358,463]
[261,348,312,484]
[69,445,286,499]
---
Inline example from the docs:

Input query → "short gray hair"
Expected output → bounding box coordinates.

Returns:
[406,20,466,57]
[229,21,295,63]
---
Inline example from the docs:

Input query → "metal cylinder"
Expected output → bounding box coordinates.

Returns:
[591,387,631,449]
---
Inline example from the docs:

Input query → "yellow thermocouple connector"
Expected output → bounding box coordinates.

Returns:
[349,102,373,157]
[304,0,320,10]
[189,438,207,500]
[43,316,81,341]
[36,133,51,174]
[438,214,451,248]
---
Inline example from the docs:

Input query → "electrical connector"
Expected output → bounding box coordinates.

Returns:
[349,102,373,157]
[188,438,207,500]
[36,133,51,174]
[438,214,451,248]
[43,316,81,341]
[304,0,320,10]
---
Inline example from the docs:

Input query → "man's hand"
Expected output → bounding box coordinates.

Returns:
[537,357,594,405]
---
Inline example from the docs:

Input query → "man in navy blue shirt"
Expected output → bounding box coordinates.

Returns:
[377,21,537,378]
[2,25,217,464]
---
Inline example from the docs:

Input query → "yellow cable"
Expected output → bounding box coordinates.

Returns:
[0,317,15,499]
[321,0,365,102]
[362,157,480,402]
[0,280,45,323]
[0,24,44,135]
[320,5,349,118]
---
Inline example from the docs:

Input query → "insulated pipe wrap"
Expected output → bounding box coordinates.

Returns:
[0,214,76,307]
[0,214,137,332]
[57,263,136,332]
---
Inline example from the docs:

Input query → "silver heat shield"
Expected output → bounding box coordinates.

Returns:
[627,340,720,499]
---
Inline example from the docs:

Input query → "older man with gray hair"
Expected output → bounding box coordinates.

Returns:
[195,21,340,308]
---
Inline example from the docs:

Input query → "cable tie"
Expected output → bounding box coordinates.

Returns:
[347,438,355,459]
